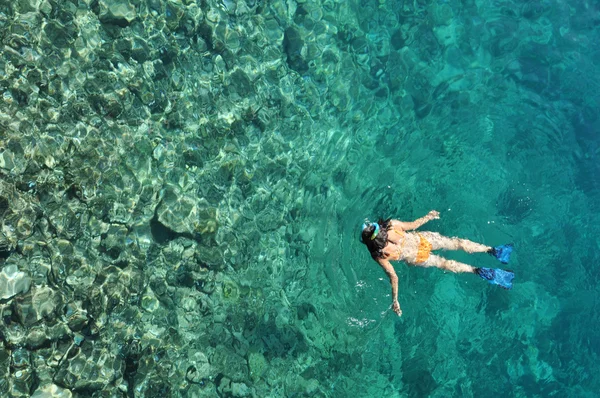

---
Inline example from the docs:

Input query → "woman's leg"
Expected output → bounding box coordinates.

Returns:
[418,254,477,274]
[420,232,490,254]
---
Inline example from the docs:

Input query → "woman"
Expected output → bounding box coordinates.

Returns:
[360,210,514,316]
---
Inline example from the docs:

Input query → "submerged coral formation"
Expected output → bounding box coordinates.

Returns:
[0,0,598,396]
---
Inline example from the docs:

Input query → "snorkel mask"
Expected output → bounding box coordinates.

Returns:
[360,221,380,242]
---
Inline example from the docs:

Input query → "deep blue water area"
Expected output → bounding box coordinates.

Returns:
[323,0,600,396]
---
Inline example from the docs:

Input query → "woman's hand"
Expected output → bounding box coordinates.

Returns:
[392,300,402,316]
[427,210,440,220]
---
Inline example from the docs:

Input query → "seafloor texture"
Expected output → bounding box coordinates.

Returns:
[0,0,599,396]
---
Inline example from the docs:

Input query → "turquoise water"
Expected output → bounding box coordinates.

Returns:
[0,0,599,396]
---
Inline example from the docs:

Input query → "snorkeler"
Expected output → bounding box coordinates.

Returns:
[360,211,514,316]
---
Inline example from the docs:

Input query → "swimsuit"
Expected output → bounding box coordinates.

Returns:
[384,227,432,263]
[415,233,433,263]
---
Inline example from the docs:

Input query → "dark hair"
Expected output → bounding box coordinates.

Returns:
[360,218,392,260]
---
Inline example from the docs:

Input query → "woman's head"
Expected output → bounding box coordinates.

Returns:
[360,218,391,259]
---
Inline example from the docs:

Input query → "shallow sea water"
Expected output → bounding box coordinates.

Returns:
[0,0,599,397]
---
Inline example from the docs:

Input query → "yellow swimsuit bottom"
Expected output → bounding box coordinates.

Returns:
[391,228,432,263]
[415,233,433,263]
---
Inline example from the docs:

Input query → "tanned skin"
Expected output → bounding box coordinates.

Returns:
[377,211,491,316]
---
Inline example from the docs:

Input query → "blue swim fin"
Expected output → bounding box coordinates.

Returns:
[476,267,514,289]
[488,244,513,264]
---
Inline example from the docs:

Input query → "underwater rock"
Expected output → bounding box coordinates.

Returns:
[141,287,160,312]
[11,347,30,369]
[157,188,218,236]
[130,37,151,63]
[0,230,12,254]
[0,149,17,171]
[218,377,251,397]
[185,350,211,383]
[220,278,240,302]
[3,315,27,346]
[25,325,50,349]
[98,0,137,26]
[195,243,224,270]
[31,384,73,398]
[165,1,185,31]
[10,367,34,397]
[186,383,218,398]
[211,345,248,381]
[54,341,123,391]
[44,201,85,240]
[166,261,197,288]
[29,352,59,391]
[232,382,251,397]
[367,30,391,59]
[193,265,217,294]
[0,181,39,246]
[0,264,31,300]
[248,352,268,381]
[65,301,89,332]
[46,321,71,342]
[229,68,254,98]
[43,20,76,49]
[430,3,454,26]
[283,27,308,74]
[14,286,62,327]
[0,348,8,394]
[213,21,241,53]
[100,224,128,260]
[156,187,195,235]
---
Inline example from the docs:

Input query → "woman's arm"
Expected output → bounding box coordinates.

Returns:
[377,258,402,316]
[393,210,440,231]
